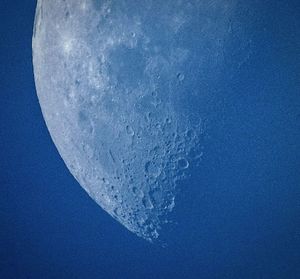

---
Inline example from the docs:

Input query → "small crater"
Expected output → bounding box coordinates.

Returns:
[132,187,138,194]
[149,189,163,207]
[186,129,195,139]
[65,11,70,19]
[113,207,122,217]
[145,161,161,177]
[126,125,135,136]
[178,158,189,169]
[151,91,158,98]
[165,117,172,124]
[142,196,154,210]
[177,72,185,81]
[132,186,144,198]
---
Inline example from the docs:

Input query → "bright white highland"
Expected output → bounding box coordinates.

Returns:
[33,0,234,241]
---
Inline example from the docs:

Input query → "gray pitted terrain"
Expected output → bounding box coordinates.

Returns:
[33,0,235,240]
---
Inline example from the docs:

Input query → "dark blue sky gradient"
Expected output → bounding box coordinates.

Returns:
[1,1,300,278]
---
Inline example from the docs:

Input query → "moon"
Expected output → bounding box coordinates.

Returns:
[32,0,235,241]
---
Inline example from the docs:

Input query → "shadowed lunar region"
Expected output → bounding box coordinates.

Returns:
[33,0,239,241]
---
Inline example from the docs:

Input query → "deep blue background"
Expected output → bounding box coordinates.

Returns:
[1,1,300,278]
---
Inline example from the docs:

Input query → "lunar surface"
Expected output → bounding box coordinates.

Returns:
[33,0,235,241]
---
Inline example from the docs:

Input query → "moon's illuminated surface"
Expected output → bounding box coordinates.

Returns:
[33,0,235,241]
